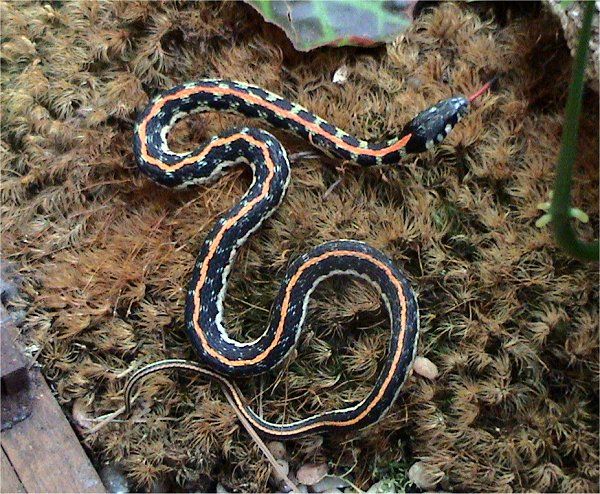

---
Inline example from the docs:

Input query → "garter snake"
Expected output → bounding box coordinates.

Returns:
[126,78,492,439]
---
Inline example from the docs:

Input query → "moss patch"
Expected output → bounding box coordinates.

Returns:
[1,2,598,492]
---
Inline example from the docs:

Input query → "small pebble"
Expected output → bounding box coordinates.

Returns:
[407,461,444,490]
[296,462,328,486]
[72,398,92,432]
[312,476,350,493]
[216,483,229,493]
[406,76,423,90]
[412,356,439,380]
[99,463,129,494]
[268,440,287,460]
[367,480,396,493]
[279,481,295,493]
[333,65,349,84]
[272,461,294,492]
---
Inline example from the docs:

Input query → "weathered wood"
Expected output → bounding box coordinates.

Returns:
[1,447,25,493]
[1,369,105,493]
[1,320,32,431]
[0,322,28,392]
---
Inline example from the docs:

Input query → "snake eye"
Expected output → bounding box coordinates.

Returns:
[400,96,469,154]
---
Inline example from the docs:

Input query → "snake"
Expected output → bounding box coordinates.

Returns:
[125,78,492,440]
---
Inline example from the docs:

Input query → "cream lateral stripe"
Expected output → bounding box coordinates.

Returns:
[138,83,412,172]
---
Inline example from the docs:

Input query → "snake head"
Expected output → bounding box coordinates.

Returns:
[400,96,469,154]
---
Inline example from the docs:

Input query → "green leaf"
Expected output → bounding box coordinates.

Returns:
[244,0,418,51]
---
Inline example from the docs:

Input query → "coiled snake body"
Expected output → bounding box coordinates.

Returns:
[127,79,487,439]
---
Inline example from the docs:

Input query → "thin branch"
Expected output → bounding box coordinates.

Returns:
[550,1,599,261]
[222,391,300,493]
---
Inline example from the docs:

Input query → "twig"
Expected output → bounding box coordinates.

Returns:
[228,294,270,313]
[27,345,44,370]
[549,1,598,262]
[84,405,126,437]
[290,151,321,163]
[322,176,344,200]
[222,390,300,493]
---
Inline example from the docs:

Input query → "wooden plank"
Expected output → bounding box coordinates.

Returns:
[1,315,27,493]
[1,314,32,431]
[0,323,28,393]
[1,369,105,493]
[1,447,25,493]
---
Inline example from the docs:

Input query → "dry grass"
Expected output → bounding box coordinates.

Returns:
[1,1,598,492]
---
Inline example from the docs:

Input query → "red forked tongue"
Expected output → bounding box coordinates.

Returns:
[468,76,498,102]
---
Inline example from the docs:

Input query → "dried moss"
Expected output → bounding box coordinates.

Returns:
[1,2,598,492]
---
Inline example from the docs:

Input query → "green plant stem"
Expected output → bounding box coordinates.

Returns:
[550,1,599,261]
